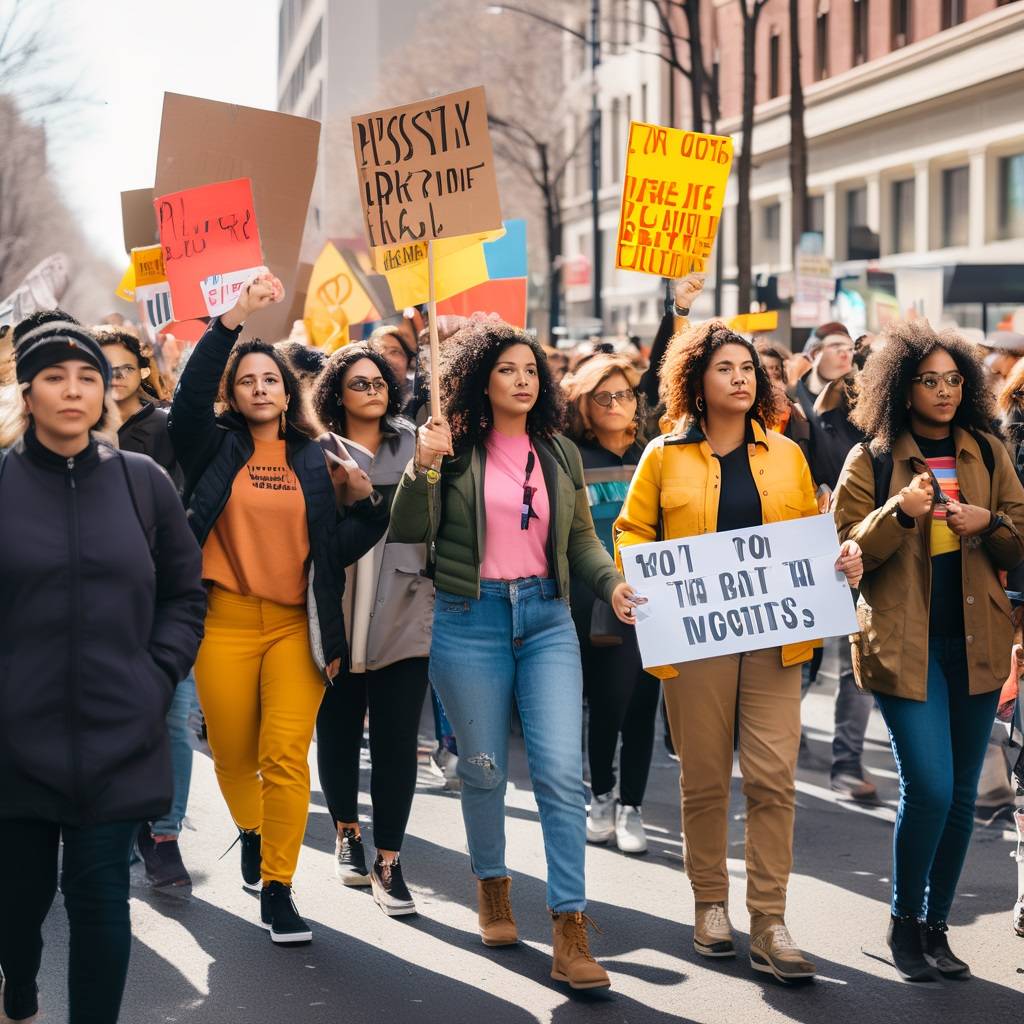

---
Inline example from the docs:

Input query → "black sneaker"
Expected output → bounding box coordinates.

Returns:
[2,978,38,1021]
[886,914,934,981]
[335,827,371,887]
[370,854,416,917]
[240,829,262,892]
[260,881,313,944]
[137,830,192,894]
[921,921,970,978]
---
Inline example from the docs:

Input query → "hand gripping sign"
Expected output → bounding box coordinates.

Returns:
[620,515,858,669]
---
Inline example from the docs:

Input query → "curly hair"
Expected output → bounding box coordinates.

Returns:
[95,326,170,402]
[561,353,646,446]
[850,320,997,453]
[659,319,782,428]
[438,321,564,450]
[222,339,317,439]
[312,343,403,435]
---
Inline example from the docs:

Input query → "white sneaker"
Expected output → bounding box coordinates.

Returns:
[615,804,648,854]
[586,791,616,844]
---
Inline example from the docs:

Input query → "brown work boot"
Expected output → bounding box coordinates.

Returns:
[477,876,518,946]
[550,911,611,990]
[694,901,735,958]
[749,919,817,982]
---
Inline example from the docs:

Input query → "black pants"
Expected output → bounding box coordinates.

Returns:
[316,657,428,851]
[0,818,137,1024]
[581,628,661,807]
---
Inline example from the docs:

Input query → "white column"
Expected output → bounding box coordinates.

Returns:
[822,184,837,260]
[968,148,987,249]
[866,173,882,234]
[779,192,793,269]
[914,161,930,252]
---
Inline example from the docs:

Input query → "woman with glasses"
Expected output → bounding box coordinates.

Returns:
[311,344,432,916]
[833,319,1024,980]
[169,274,389,946]
[390,320,641,991]
[561,355,658,856]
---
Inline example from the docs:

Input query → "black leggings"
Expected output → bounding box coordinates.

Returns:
[582,630,661,807]
[0,818,136,1024]
[316,657,428,852]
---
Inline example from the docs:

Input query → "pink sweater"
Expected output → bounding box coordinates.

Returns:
[480,429,551,581]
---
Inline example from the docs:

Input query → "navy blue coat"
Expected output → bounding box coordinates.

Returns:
[0,430,205,824]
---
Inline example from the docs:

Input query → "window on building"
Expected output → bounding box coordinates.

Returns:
[942,165,970,247]
[769,32,781,99]
[641,82,648,123]
[891,0,911,48]
[576,22,588,74]
[308,18,322,70]
[942,0,965,28]
[610,99,622,183]
[278,5,287,70]
[806,195,825,241]
[847,186,879,259]
[306,82,323,123]
[625,93,632,129]
[891,179,915,253]
[998,153,1024,240]
[852,0,869,65]
[763,203,781,243]
[814,7,830,81]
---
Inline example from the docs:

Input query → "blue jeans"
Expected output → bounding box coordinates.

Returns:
[429,578,588,912]
[431,685,458,755]
[875,636,999,922]
[151,672,197,836]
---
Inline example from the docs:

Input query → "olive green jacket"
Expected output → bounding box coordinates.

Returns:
[389,433,624,604]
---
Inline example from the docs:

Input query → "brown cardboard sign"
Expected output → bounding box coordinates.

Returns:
[154,93,320,339]
[121,188,157,253]
[351,86,502,250]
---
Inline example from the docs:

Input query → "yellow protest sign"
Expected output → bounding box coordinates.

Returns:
[131,245,166,287]
[304,242,378,351]
[374,228,504,309]
[730,311,778,333]
[616,122,733,278]
[115,263,136,302]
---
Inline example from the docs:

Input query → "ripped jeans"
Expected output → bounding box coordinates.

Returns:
[429,578,588,912]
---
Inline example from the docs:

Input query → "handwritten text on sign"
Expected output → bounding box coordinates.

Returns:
[620,516,857,668]
[616,122,733,279]
[351,86,502,250]
[155,178,263,320]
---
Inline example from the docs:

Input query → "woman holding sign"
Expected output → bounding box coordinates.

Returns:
[169,274,389,947]
[832,320,1024,981]
[614,321,862,983]
[390,320,641,991]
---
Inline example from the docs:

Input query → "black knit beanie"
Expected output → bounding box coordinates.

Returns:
[15,321,111,388]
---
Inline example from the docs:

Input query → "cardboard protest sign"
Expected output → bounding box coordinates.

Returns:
[154,178,264,320]
[304,243,379,351]
[155,93,320,338]
[730,311,778,333]
[616,122,733,278]
[115,264,135,302]
[620,515,857,668]
[121,188,157,253]
[131,245,173,335]
[351,86,502,251]
[0,253,69,328]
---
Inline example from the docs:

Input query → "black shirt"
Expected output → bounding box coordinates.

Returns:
[714,444,763,532]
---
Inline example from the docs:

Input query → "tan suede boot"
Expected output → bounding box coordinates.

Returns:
[550,911,610,990]
[477,876,518,946]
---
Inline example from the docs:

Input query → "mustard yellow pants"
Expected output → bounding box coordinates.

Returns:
[195,586,325,885]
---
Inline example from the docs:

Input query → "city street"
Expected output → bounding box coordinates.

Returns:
[28,671,1023,1024]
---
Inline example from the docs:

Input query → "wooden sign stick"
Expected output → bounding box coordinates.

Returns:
[427,239,442,423]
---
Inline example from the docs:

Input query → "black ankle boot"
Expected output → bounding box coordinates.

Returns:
[886,914,933,981]
[2,979,38,1021]
[921,921,970,978]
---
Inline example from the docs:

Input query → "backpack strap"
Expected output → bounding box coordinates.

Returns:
[118,451,158,568]
[866,443,894,510]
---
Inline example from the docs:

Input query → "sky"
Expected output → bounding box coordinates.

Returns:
[37,0,278,267]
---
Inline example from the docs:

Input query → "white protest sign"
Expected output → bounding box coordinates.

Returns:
[621,515,858,668]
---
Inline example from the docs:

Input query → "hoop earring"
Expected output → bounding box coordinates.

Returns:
[696,396,705,413]
[280,410,287,435]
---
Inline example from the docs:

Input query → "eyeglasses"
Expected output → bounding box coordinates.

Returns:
[110,364,139,379]
[346,377,388,393]
[591,388,637,408]
[911,372,964,390]
[521,451,539,531]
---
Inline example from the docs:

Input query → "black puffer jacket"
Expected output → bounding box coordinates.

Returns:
[118,398,183,492]
[0,430,205,824]
[168,318,388,671]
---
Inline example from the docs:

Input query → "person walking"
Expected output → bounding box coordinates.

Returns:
[0,319,205,1023]
[168,273,389,945]
[311,344,432,916]
[390,320,641,991]
[562,354,658,855]
[833,320,1024,980]
[615,320,863,982]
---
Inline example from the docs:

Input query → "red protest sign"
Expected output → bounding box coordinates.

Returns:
[154,178,264,320]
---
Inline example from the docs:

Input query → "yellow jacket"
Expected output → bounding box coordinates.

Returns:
[614,418,820,678]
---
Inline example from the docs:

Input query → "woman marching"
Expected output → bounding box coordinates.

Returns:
[169,273,389,945]
[311,344,433,915]
[0,319,205,1023]
[390,320,642,990]
[561,354,660,854]
[832,320,1024,980]
[614,321,862,982]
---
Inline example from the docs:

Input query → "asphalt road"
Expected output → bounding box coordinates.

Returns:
[16,671,1024,1023]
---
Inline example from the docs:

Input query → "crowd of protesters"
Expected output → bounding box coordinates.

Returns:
[1,269,1023,1022]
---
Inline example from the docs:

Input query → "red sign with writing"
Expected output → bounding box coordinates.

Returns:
[155,178,263,320]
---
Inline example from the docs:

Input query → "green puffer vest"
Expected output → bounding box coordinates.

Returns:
[389,433,623,605]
